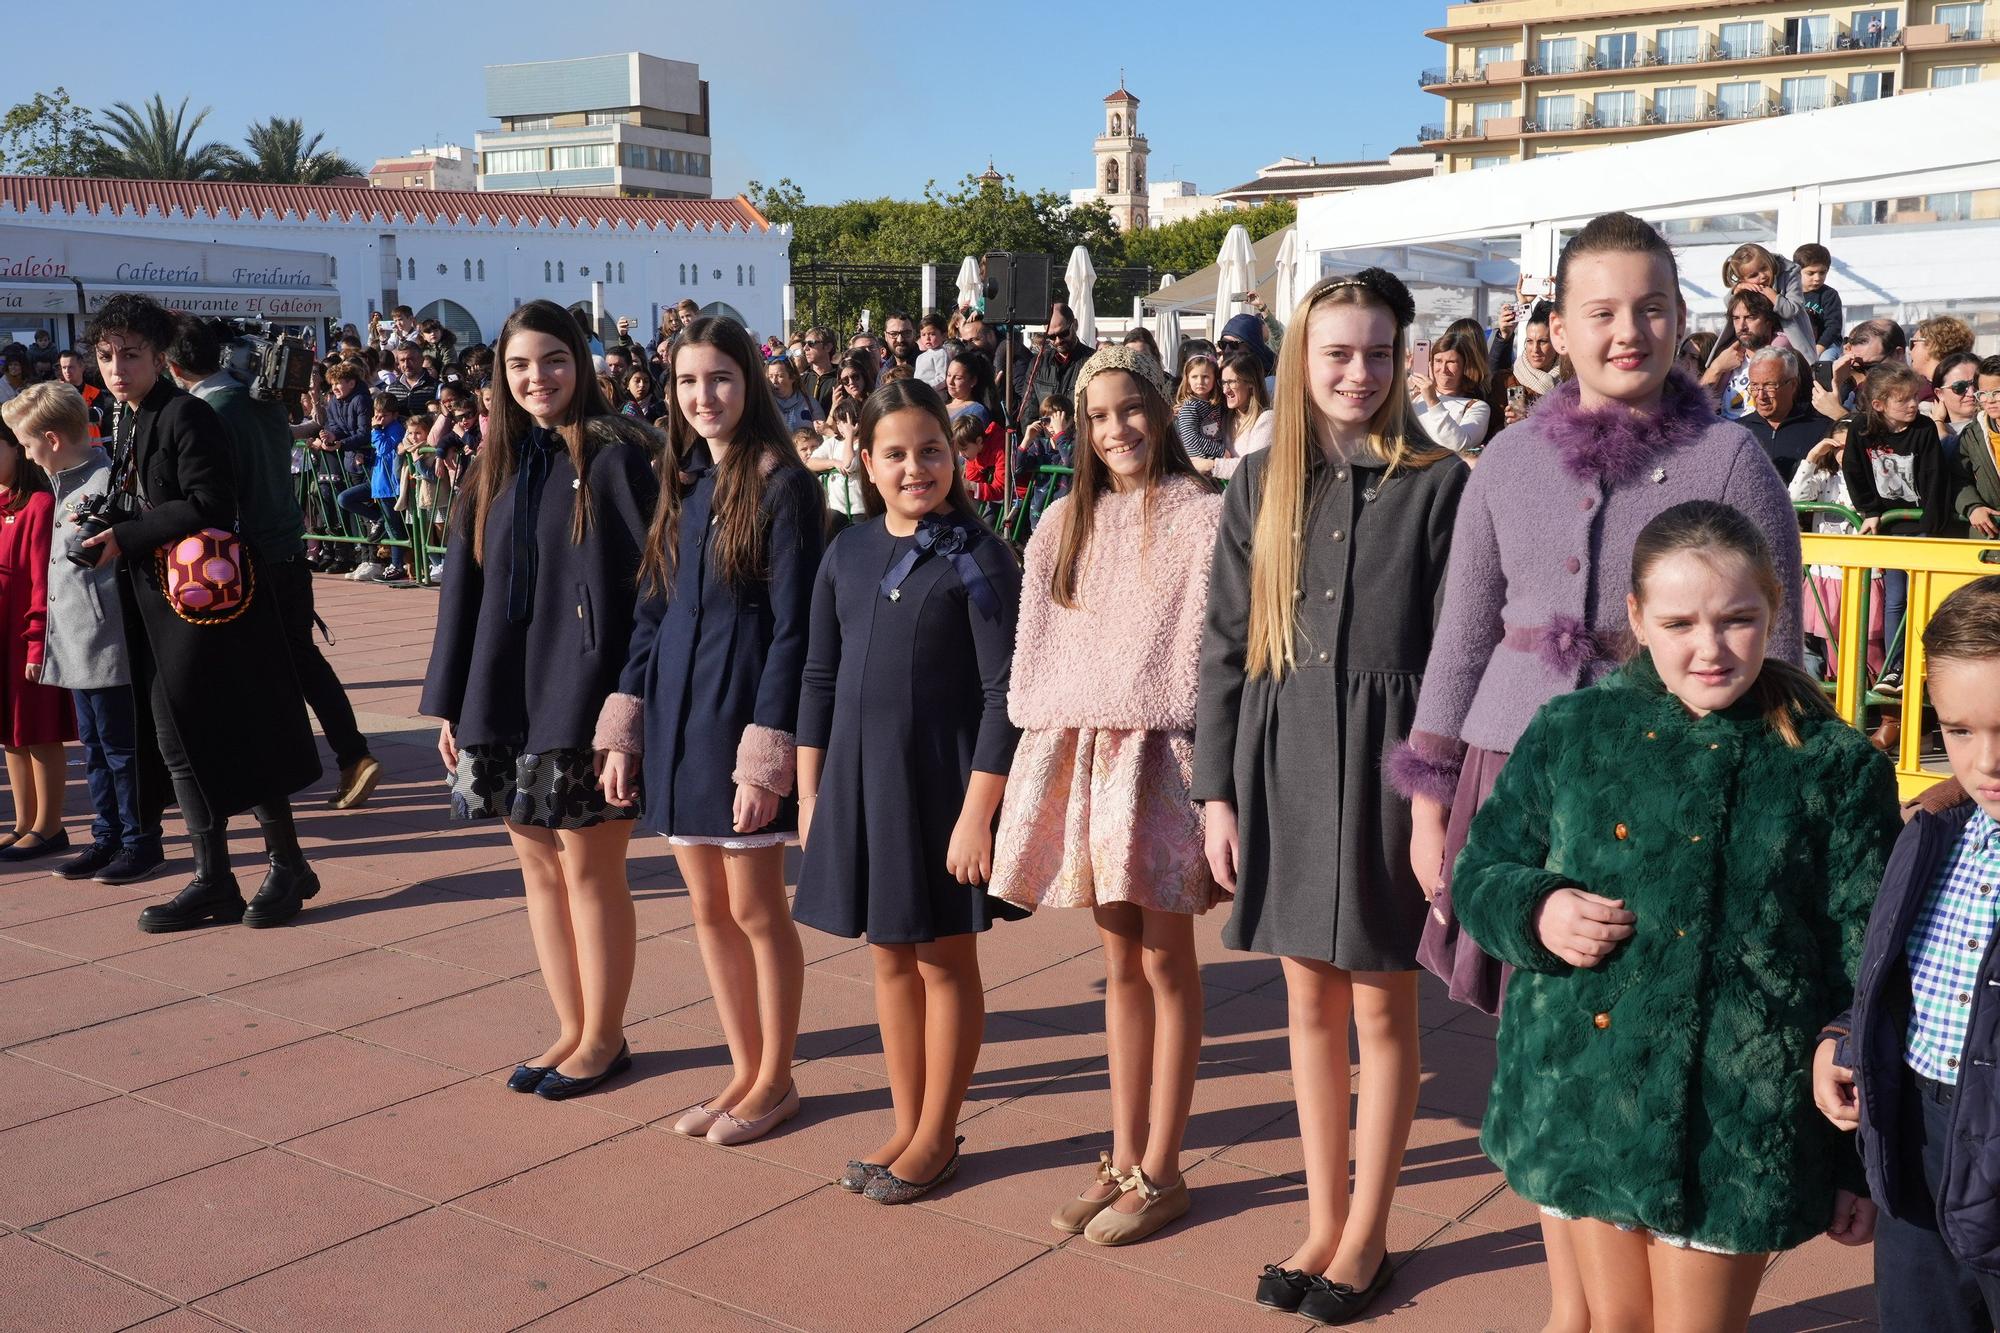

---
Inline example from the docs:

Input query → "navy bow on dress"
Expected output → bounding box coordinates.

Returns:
[879,516,999,617]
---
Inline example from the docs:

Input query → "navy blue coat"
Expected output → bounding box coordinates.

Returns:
[1828,794,2000,1270]
[619,461,823,838]
[791,514,1026,943]
[421,418,660,752]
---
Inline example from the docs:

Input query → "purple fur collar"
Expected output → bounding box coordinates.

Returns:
[1536,368,1717,485]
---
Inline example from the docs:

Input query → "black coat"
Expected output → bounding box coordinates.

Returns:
[1742,397,1827,482]
[108,378,319,818]
[792,515,1026,942]
[421,417,661,752]
[619,460,823,838]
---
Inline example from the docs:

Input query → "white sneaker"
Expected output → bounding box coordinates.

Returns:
[348,562,383,581]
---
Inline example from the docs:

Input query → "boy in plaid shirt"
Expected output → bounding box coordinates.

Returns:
[1817,576,2000,1329]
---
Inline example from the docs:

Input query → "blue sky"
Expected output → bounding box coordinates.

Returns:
[9,2,1439,203]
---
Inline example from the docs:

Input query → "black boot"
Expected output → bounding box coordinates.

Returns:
[243,805,319,929]
[136,829,245,933]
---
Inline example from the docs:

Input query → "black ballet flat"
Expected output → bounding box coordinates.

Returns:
[1298,1256,1392,1326]
[1256,1263,1313,1312]
[507,1063,556,1093]
[533,1041,632,1100]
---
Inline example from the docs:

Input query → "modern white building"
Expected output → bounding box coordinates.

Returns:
[477,53,713,199]
[0,176,789,348]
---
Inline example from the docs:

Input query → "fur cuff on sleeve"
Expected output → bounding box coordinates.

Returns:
[1383,730,1465,806]
[592,692,646,756]
[732,724,796,796]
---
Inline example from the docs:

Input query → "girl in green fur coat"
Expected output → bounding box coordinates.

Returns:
[1453,501,1901,1331]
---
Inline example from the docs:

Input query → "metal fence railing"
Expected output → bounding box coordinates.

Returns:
[298,445,458,586]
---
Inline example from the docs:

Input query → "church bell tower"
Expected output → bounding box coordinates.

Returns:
[1095,76,1149,231]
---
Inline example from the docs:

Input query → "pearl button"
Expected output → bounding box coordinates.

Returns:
[1324,589,1336,601]
[1331,530,1346,542]
[1335,469,1348,482]
[1580,496,1596,512]
[1690,835,1703,843]
[1317,651,1330,662]
[1565,556,1582,574]
[1593,1012,1611,1030]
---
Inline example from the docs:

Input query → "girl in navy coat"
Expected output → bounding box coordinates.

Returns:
[793,379,1024,1203]
[597,316,825,1145]
[421,299,661,1100]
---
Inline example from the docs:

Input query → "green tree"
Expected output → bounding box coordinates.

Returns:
[221,117,361,185]
[0,87,96,176]
[1119,200,1296,278]
[90,94,234,180]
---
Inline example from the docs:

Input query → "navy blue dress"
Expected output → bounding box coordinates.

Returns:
[792,514,1028,942]
[618,460,824,838]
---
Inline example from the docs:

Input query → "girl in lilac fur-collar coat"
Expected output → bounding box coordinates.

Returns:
[988,345,1223,1249]
[1383,212,1804,1333]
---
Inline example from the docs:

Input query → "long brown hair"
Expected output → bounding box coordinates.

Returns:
[855,378,985,526]
[1048,353,1208,609]
[459,299,613,563]
[1247,269,1451,679]
[639,315,813,594]
[1629,500,1831,748]
[0,414,50,515]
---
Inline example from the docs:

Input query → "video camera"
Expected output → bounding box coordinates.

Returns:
[215,322,314,405]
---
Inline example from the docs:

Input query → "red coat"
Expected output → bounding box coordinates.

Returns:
[0,490,75,747]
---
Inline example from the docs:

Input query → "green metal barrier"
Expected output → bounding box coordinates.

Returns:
[298,444,456,587]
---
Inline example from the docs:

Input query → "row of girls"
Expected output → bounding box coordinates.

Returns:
[420,208,1883,1330]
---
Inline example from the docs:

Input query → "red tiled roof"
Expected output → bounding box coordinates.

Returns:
[0,175,770,231]
[1104,88,1138,103]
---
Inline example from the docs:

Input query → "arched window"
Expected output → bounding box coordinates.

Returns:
[557,260,565,282]
[736,264,743,285]
[605,259,612,283]
[617,262,625,283]
[1104,160,1120,194]
[416,299,481,346]
[692,266,699,286]
[749,265,755,286]
[406,257,416,280]
[678,263,686,284]
[544,261,552,282]
[463,259,471,280]
[329,256,337,278]
[1110,113,1122,135]
[477,259,485,281]
[1135,164,1145,192]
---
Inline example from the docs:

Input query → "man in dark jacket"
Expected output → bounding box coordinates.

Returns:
[1020,303,1086,426]
[1818,576,2000,1328]
[1741,347,1825,482]
[165,318,381,811]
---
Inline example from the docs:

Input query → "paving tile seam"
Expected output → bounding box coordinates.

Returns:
[119,1061,484,1151]
[9,1021,333,1098]
[504,1273,806,1333]
[9,1135,267,1232]
[900,1246,1060,1331]
[12,1228,206,1325]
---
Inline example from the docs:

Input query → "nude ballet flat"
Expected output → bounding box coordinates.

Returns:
[1051,1151,1126,1234]
[705,1084,800,1146]
[1083,1166,1190,1246]
[672,1102,727,1138]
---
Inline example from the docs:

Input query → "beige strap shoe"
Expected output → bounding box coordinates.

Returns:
[1050,1151,1126,1234]
[1083,1166,1190,1246]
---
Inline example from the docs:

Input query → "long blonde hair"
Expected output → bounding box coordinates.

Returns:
[1246,270,1451,679]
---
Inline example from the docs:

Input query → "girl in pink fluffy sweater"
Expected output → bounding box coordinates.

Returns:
[989,345,1223,1248]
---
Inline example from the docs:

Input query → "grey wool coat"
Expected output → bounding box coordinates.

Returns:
[1194,444,1468,969]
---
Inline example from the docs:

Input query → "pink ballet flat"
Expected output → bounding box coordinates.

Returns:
[671,1102,726,1138]
[705,1084,801,1146]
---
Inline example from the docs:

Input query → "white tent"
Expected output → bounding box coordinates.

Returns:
[1215,225,1256,332]
[1296,82,2000,334]
[954,257,982,315]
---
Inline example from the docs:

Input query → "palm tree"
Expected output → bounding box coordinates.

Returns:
[221,117,361,185]
[90,94,234,179]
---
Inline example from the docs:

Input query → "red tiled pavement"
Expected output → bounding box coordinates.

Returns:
[0,575,1880,1329]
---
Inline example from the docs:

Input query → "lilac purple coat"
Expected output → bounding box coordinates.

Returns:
[1387,369,1804,803]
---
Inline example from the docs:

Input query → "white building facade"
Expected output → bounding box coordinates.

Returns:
[0,177,789,347]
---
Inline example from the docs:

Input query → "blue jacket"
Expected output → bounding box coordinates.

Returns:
[1827,791,1998,1269]
[617,458,823,839]
[370,422,405,500]
[324,387,374,460]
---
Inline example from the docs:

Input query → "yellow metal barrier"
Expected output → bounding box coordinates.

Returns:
[1800,531,2000,800]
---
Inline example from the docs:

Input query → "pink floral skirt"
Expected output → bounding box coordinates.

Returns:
[989,726,1222,915]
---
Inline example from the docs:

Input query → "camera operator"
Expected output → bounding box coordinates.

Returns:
[163,317,382,811]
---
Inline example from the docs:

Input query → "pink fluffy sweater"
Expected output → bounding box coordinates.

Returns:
[1009,474,1223,732]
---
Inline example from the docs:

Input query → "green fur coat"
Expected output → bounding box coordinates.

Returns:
[1452,654,1901,1254]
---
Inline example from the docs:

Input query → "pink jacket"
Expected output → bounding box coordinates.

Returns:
[1009,474,1223,732]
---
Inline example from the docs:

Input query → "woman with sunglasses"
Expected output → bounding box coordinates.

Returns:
[1927,351,1983,462]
